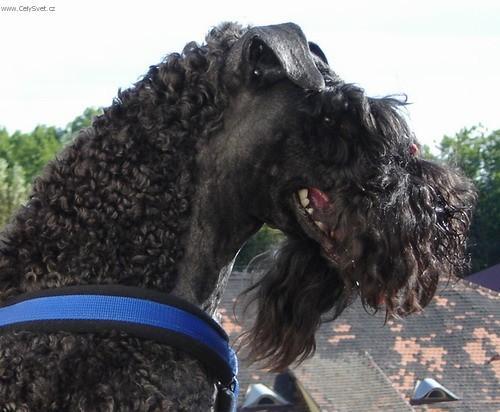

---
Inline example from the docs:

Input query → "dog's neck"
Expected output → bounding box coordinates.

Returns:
[173,138,262,314]
[0,125,259,310]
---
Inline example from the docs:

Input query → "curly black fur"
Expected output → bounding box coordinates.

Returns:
[0,21,476,410]
[0,22,246,411]
[0,24,240,298]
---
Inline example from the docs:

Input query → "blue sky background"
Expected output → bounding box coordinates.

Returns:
[1,0,499,149]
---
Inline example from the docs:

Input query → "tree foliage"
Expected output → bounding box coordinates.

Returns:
[0,108,101,227]
[234,225,284,269]
[437,126,500,273]
[61,107,102,143]
[8,126,63,182]
[0,159,29,227]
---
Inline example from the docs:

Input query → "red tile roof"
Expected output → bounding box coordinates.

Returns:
[220,272,500,411]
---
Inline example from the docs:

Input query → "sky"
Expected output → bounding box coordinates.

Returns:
[0,0,499,149]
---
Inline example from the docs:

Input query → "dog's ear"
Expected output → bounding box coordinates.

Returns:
[246,37,285,88]
[226,23,325,91]
[308,42,329,65]
[246,23,325,91]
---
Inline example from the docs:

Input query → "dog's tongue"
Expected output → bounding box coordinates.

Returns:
[309,187,330,209]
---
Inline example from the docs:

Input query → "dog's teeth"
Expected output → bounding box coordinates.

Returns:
[314,221,327,232]
[298,188,309,201]
[306,208,314,215]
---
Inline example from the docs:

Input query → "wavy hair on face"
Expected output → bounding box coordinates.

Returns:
[238,238,351,372]
[237,88,476,372]
[238,168,474,372]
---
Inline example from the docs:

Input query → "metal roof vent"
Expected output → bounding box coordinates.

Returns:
[410,378,460,405]
[242,383,291,409]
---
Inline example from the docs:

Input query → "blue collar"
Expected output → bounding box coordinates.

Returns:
[0,285,239,411]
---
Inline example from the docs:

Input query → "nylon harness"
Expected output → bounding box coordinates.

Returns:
[0,285,239,412]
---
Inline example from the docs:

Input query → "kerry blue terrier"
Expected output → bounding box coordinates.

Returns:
[0,22,475,411]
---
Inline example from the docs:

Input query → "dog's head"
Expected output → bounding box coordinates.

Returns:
[205,23,476,370]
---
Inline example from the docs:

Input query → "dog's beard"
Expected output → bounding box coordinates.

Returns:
[238,238,349,372]
[238,160,475,372]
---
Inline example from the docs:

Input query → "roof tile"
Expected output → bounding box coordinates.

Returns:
[220,273,500,411]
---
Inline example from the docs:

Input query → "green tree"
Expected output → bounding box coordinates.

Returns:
[234,225,284,269]
[0,108,103,227]
[0,159,29,227]
[9,125,62,182]
[0,128,10,161]
[61,107,102,143]
[437,126,500,273]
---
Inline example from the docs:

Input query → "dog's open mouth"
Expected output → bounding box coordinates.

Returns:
[292,187,339,262]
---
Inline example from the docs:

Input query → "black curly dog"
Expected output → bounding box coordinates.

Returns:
[0,22,475,410]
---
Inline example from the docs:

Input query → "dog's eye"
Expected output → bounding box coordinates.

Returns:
[323,116,332,124]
